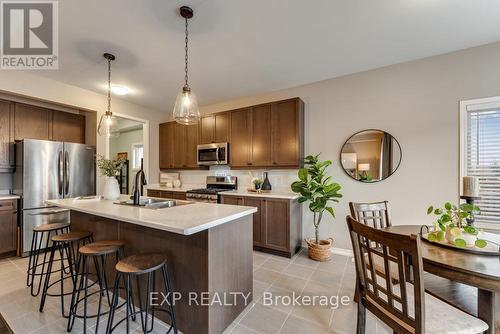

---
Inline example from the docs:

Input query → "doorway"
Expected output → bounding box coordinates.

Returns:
[108,116,147,195]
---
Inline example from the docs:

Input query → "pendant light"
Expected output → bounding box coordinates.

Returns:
[97,53,119,138]
[173,6,200,125]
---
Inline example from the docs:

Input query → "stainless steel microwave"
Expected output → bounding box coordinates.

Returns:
[197,143,229,165]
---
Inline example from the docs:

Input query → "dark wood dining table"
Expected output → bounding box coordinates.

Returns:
[384,225,500,334]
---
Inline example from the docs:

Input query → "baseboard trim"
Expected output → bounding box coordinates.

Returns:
[331,247,353,257]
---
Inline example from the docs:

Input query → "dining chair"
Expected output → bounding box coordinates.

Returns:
[349,201,392,229]
[346,216,488,334]
[350,201,399,304]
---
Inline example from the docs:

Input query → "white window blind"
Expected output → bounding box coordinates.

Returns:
[466,109,500,224]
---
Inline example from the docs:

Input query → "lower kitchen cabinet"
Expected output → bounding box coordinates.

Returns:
[147,189,187,200]
[221,195,302,258]
[0,199,18,257]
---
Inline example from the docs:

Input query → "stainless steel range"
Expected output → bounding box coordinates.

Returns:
[186,176,237,203]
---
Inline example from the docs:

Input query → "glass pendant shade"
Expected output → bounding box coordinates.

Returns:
[173,88,200,125]
[97,112,119,138]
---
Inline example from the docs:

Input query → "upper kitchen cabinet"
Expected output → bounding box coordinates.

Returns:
[229,108,251,167]
[159,122,175,169]
[199,111,229,144]
[159,121,199,169]
[0,100,13,169]
[250,104,273,167]
[271,98,304,167]
[13,103,50,141]
[12,103,86,144]
[50,110,85,144]
[229,98,304,169]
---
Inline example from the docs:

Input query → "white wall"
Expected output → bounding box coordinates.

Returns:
[0,71,169,191]
[195,41,500,250]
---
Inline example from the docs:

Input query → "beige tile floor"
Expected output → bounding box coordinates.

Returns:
[0,249,390,334]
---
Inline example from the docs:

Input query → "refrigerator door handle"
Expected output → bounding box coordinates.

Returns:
[58,151,63,196]
[64,151,70,196]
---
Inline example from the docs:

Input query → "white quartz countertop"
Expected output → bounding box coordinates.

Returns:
[46,195,257,235]
[221,189,299,200]
[145,184,203,193]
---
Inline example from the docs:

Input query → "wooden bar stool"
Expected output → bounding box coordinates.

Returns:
[39,231,93,317]
[106,254,178,334]
[26,222,71,296]
[67,240,126,334]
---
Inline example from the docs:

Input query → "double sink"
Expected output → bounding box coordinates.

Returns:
[115,197,192,210]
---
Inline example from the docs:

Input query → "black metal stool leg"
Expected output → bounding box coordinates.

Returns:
[39,244,56,312]
[82,256,89,333]
[126,274,131,334]
[67,253,84,332]
[106,272,121,333]
[162,265,178,334]
[30,231,48,296]
[26,230,37,288]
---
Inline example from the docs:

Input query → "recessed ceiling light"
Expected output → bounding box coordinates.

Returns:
[111,85,129,95]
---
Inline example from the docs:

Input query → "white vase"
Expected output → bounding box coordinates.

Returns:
[103,176,120,200]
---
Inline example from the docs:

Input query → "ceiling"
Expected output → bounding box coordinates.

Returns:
[34,0,500,112]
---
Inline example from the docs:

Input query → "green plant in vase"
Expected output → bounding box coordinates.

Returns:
[252,177,263,191]
[291,154,342,261]
[426,202,486,248]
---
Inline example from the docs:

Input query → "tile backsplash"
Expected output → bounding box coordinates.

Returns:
[0,173,12,192]
[177,166,298,191]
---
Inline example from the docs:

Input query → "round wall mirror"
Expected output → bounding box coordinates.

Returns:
[340,129,402,182]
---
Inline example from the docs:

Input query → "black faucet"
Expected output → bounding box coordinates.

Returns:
[132,158,147,205]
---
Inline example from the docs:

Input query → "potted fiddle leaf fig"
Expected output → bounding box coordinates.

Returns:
[426,202,486,248]
[291,154,342,261]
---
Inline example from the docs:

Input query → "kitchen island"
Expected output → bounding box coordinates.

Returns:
[46,196,257,334]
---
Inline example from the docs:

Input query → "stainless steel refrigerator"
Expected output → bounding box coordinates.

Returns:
[14,139,96,255]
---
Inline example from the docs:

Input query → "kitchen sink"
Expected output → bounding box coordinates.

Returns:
[115,198,190,209]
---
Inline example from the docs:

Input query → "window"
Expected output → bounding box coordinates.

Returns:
[460,97,500,227]
[131,143,144,170]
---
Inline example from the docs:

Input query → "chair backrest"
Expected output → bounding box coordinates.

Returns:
[349,201,392,229]
[346,216,425,334]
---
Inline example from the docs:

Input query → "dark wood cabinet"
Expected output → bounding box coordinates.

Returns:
[263,199,289,252]
[50,110,85,143]
[173,123,186,168]
[13,103,50,141]
[221,194,302,257]
[185,124,199,168]
[159,121,198,170]
[158,98,303,171]
[0,100,12,168]
[0,199,17,256]
[199,112,229,144]
[250,104,273,167]
[242,197,265,247]
[271,99,303,166]
[221,195,243,206]
[13,103,87,144]
[159,122,175,169]
[214,112,229,143]
[229,108,251,167]
[228,98,304,169]
[147,189,186,200]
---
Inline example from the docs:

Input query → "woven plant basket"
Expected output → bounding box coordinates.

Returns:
[306,238,334,262]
